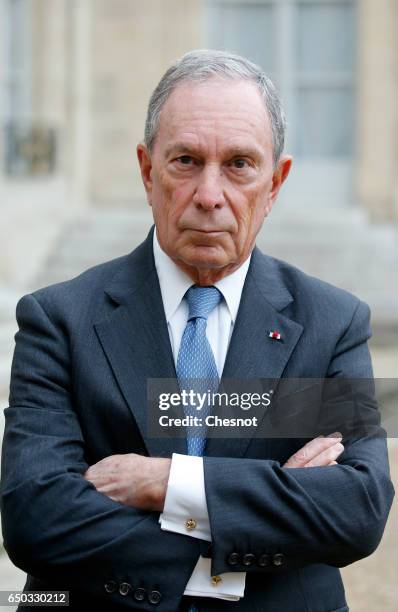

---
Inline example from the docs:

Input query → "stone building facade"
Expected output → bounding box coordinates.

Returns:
[0,0,397,319]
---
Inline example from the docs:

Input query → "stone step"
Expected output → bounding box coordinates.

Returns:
[0,289,21,319]
[0,351,12,393]
[0,323,15,399]
[0,324,16,355]
[30,207,398,326]
[0,290,22,400]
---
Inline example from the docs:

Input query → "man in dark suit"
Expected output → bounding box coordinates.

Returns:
[1,50,394,611]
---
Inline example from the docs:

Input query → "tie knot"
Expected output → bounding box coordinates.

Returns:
[186,285,222,320]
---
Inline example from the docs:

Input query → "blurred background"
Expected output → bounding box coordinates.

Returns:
[0,1,397,610]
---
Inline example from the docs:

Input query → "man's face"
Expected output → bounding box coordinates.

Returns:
[137,78,291,284]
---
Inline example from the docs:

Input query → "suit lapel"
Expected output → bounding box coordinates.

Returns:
[205,248,304,458]
[94,228,186,457]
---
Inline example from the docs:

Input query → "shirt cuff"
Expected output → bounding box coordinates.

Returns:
[184,556,246,601]
[159,453,211,541]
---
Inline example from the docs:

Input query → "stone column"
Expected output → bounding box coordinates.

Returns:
[30,0,68,177]
[64,0,93,209]
[356,0,398,221]
[31,0,67,123]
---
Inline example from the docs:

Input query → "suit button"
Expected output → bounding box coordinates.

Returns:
[242,553,256,566]
[258,554,271,567]
[133,587,146,602]
[148,590,162,605]
[227,552,240,566]
[273,553,285,567]
[119,582,131,596]
[104,580,117,594]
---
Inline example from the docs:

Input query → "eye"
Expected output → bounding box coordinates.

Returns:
[176,155,194,165]
[230,158,249,169]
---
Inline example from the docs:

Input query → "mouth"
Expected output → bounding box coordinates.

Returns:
[188,229,226,234]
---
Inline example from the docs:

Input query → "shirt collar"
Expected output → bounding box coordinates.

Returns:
[153,229,251,324]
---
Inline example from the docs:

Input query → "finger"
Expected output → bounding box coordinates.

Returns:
[84,467,102,480]
[96,482,119,494]
[303,443,344,468]
[107,494,120,503]
[84,463,102,477]
[83,469,95,480]
[283,433,342,468]
[87,455,121,474]
[84,472,114,489]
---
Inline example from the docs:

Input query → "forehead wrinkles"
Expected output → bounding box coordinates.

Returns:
[161,110,270,157]
[170,109,265,132]
[156,80,272,151]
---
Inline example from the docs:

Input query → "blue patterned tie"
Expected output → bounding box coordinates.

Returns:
[176,285,222,456]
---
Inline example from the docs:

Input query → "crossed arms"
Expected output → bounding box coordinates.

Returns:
[83,435,344,511]
[0,292,394,608]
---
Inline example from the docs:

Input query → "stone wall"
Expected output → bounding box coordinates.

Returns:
[89,0,203,205]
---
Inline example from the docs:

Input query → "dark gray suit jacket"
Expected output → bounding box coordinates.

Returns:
[1,227,394,611]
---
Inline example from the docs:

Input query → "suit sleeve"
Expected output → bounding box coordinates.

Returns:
[0,294,199,611]
[203,300,395,576]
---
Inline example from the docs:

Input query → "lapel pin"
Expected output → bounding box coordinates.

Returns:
[268,330,282,341]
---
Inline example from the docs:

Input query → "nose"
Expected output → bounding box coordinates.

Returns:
[192,165,226,210]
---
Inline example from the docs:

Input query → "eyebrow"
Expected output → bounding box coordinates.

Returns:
[164,143,196,158]
[164,142,264,160]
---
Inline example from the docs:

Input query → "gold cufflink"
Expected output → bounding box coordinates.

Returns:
[185,518,197,531]
[211,576,222,586]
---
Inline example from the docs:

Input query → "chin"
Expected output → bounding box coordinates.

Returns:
[181,252,229,270]
[190,259,225,270]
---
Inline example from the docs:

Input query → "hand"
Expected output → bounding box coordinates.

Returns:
[83,453,171,512]
[283,433,344,468]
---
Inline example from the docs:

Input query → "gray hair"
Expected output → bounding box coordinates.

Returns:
[144,49,286,167]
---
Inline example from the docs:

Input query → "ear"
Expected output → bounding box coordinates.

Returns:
[137,143,153,205]
[265,155,293,214]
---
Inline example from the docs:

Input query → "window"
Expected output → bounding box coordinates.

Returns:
[207,0,357,206]
[2,0,55,176]
[3,0,32,122]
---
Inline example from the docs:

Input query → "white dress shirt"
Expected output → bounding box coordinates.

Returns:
[154,230,251,601]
